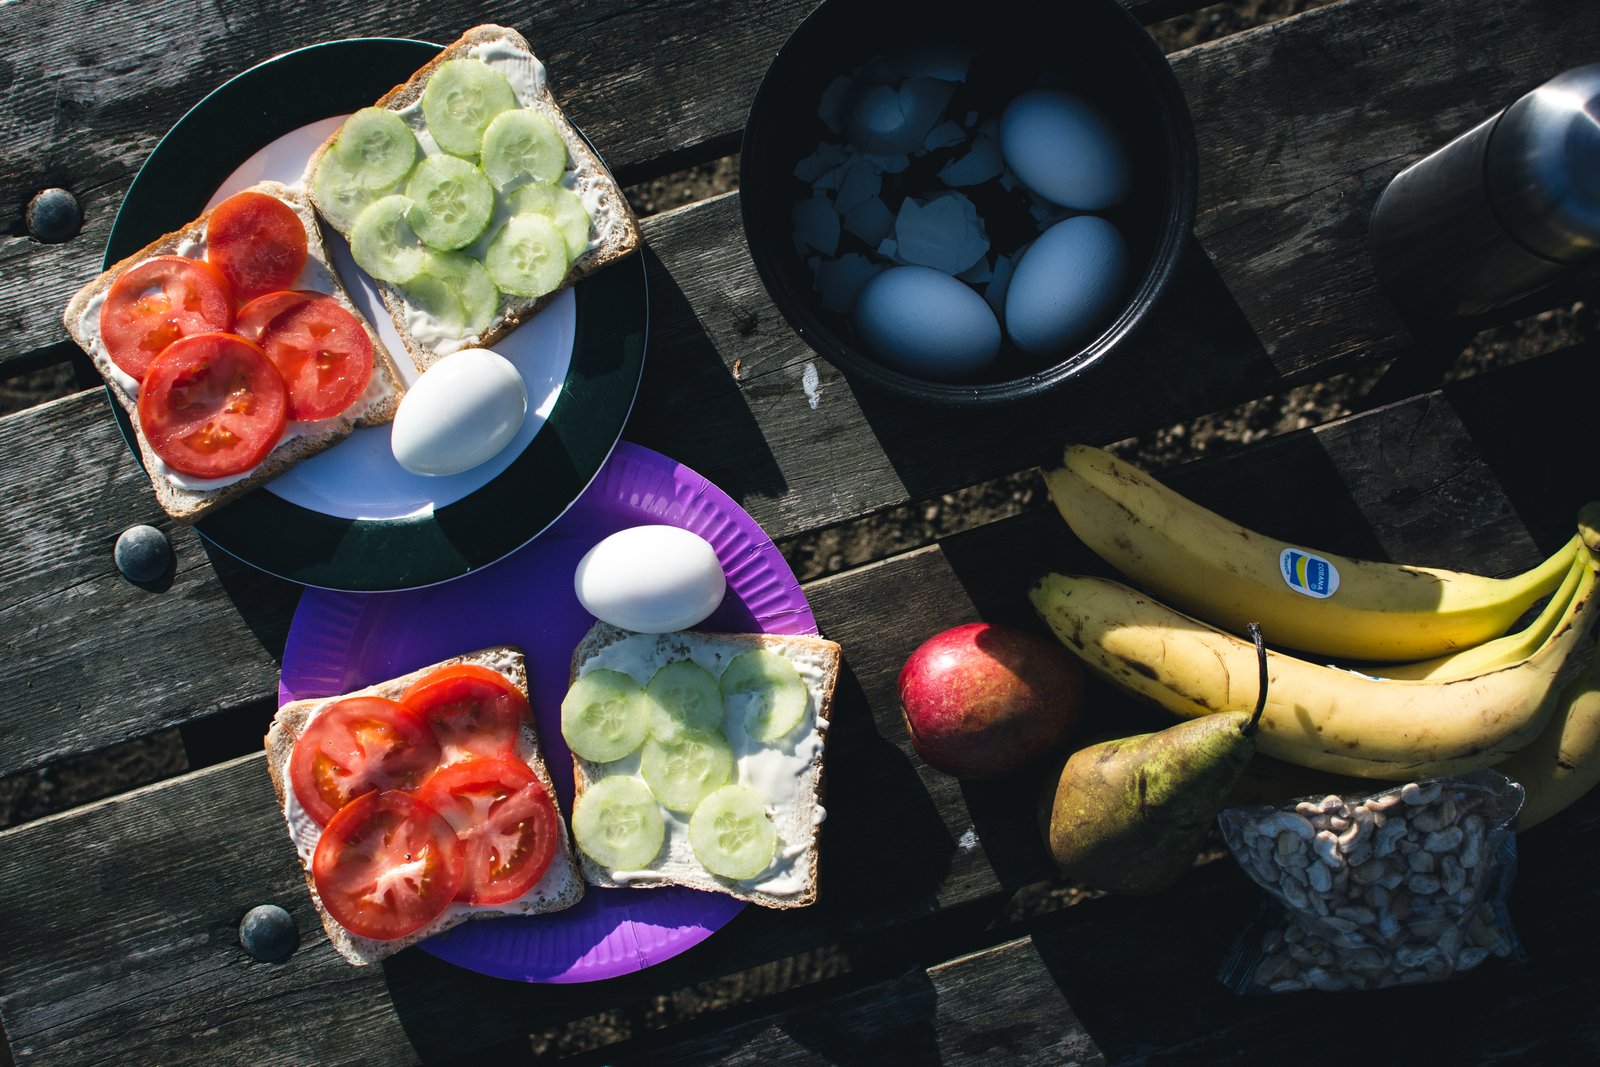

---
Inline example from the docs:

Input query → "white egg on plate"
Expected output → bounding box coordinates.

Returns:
[1005,215,1129,357]
[390,348,528,477]
[574,525,728,633]
[999,89,1131,210]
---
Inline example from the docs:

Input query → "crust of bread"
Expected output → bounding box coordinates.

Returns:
[61,179,408,525]
[264,645,584,966]
[304,24,643,372]
[566,623,841,910]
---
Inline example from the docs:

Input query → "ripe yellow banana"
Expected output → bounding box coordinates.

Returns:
[1372,551,1587,681]
[1042,444,1579,662]
[1028,560,1600,780]
[1498,637,1600,831]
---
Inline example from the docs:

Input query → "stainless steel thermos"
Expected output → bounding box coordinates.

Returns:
[1369,64,1600,317]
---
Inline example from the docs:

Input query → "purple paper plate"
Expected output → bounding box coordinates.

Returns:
[279,441,817,982]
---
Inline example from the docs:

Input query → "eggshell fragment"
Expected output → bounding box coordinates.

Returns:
[390,348,527,477]
[574,525,727,633]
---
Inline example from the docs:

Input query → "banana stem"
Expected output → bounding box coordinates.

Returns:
[1243,621,1267,736]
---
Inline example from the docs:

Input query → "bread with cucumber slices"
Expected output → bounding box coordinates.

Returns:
[266,645,585,966]
[305,24,643,372]
[61,179,408,525]
[563,622,842,910]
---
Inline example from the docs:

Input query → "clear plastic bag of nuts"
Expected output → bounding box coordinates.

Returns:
[1216,768,1525,993]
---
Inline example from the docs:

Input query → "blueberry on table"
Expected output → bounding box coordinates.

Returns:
[114,524,171,583]
[26,188,81,243]
[238,904,298,961]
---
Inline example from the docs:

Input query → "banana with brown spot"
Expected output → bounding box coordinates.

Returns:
[1042,444,1579,662]
[1028,557,1600,780]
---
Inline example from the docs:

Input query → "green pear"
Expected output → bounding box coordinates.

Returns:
[1040,624,1268,895]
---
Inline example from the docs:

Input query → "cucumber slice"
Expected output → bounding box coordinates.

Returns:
[572,775,666,870]
[688,785,778,880]
[510,182,593,261]
[349,195,429,284]
[484,214,570,298]
[561,669,650,762]
[641,730,734,813]
[313,150,388,233]
[334,107,419,190]
[645,661,724,742]
[720,650,809,741]
[421,59,517,158]
[403,155,495,251]
[481,108,567,189]
[400,251,500,337]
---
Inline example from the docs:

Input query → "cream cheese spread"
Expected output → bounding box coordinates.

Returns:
[574,632,831,900]
[76,217,389,492]
[386,36,606,355]
[280,647,578,919]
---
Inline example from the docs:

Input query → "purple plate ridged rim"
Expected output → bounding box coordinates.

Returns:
[278,441,817,982]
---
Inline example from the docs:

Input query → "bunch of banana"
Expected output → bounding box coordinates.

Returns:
[1042,444,1579,662]
[1028,559,1600,780]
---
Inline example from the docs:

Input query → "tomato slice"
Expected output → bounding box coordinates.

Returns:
[99,255,234,381]
[234,289,318,343]
[206,191,309,303]
[135,332,288,479]
[400,664,528,765]
[288,696,443,826]
[256,295,375,421]
[312,790,465,941]
[415,757,560,905]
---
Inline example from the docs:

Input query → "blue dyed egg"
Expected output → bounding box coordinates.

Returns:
[852,265,1001,380]
[1004,216,1128,356]
[999,89,1131,210]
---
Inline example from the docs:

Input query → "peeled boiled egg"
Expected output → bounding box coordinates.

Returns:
[1004,216,1129,357]
[575,525,727,633]
[390,348,528,476]
[999,89,1131,210]
[853,265,1001,380]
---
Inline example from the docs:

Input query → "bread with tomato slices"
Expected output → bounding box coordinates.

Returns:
[265,645,584,966]
[303,24,642,372]
[564,622,840,910]
[61,179,408,524]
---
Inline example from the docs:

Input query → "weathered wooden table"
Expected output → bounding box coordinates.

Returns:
[4,0,1600,1063]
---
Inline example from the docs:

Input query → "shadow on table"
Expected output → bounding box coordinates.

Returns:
[622,242,790,504]
[1029,792,1600,1065]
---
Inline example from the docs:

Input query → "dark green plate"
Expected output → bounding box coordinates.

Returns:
[103,38,647,591]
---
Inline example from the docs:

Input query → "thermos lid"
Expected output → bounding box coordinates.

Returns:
[1486,63,1600,263]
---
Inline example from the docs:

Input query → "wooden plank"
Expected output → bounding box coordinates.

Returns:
[1,312,1590,782]
[3,368,1591,1064]
[1176,0,1600,379]
[604,937,1105,1065]
[1,0,818,371]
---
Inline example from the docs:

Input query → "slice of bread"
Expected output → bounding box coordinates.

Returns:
[566,622,842,909]
[304,24,643,371]
[62,179,408,525]
[265,645,584,966]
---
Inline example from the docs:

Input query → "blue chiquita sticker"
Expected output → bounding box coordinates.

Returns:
[1280,548,1340,598]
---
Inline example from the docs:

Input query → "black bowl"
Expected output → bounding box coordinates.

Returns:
[740,0,1197,406]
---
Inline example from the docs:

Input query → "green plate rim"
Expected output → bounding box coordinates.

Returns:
[102,37,648,591]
